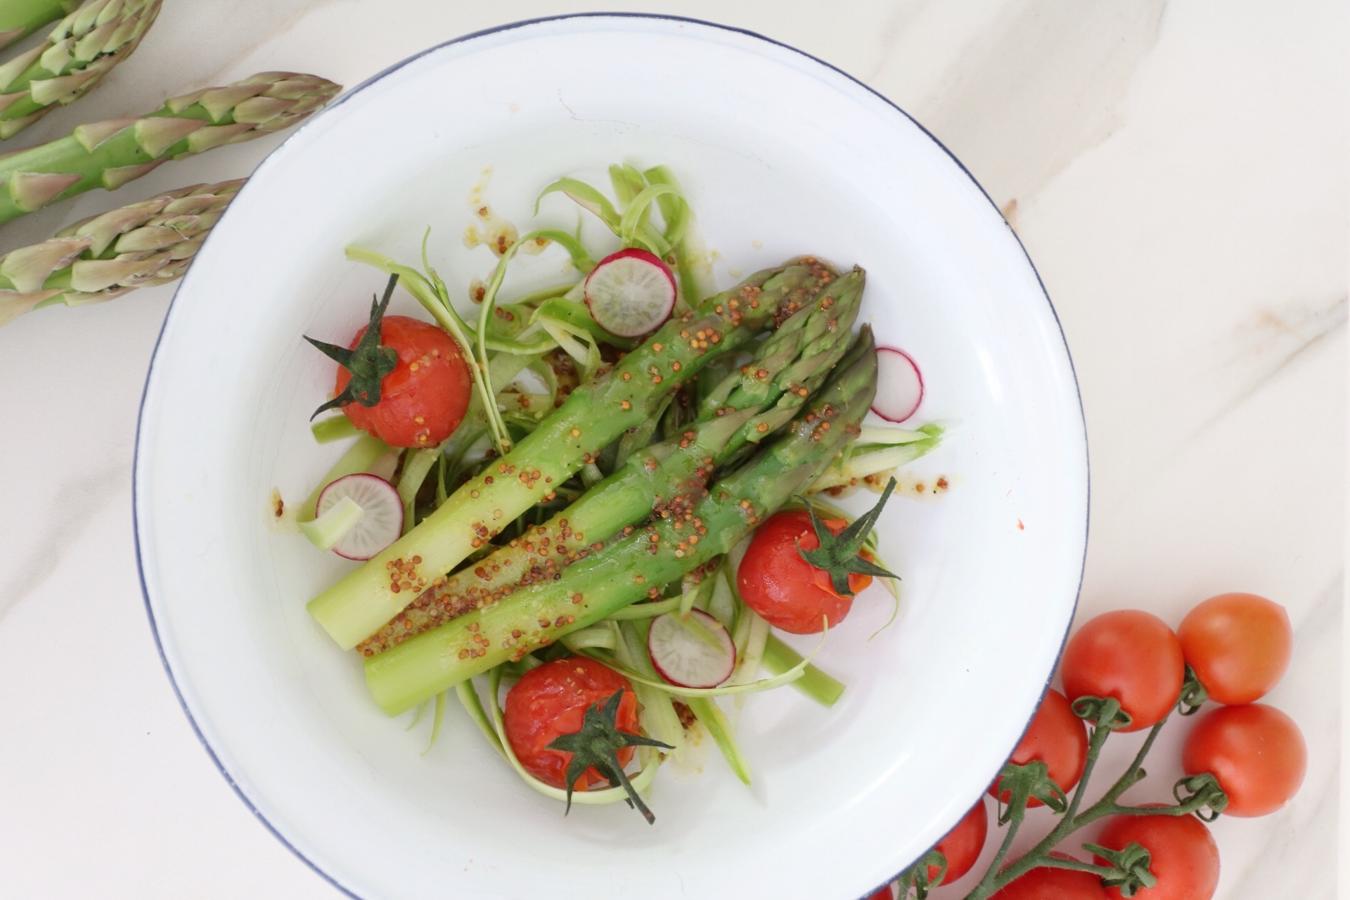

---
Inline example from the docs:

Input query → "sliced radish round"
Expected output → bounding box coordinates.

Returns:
[648,609,736,689]
[584,248,676,337]
[315,473,403,560]
[872,346,924,422]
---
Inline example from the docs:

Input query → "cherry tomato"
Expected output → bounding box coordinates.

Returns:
[928,797,989,884]
[864,887,894,900]
[992,854,1107,899]
[336,315,471,448]
[1061,610,1184,732]
[503,657,640,789]
[736,509,872,634]
[1094,809,1219,900]
[1182,703,1306,817]
[990,689,1088,807]
[1178,592,1292,705]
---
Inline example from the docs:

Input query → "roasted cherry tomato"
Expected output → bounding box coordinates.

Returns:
[1061,610,1184,732]
[992,854,1107,899]
[736,509,871,634]
[503,657,640,789]
[990,689,1088,807]
[928,797,990,884]
[1178,592,1292,705]
[1182,703,1306,817]
[1095,809,1219,900]
[337,315,471,448]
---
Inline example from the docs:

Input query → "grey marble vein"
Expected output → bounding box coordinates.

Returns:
[1190,294,1347,439]
[0,461,128,621]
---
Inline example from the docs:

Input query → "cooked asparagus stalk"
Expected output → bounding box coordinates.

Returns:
[0,70,338,223]
[0,178,240,325]
[308,258,837,650]
[364,328,878,715]
[0,0,161,139]
[357,268,866,656]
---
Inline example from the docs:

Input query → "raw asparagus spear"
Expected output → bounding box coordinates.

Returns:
[357,268,866,656]
[0,71,338,223]
[0,178,240,325]
[309,259,837,650]
[0,0,77,51]
[364,328,878,715]
[0,0,160,139]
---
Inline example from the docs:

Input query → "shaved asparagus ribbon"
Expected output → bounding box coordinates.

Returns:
[581,623,828,699]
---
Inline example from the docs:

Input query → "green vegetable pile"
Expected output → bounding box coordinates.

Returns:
[295,161,946,818]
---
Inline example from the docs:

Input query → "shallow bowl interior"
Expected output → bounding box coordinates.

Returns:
[135,15,1087,900]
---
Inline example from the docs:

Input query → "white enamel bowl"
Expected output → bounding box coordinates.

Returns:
[134,14,1087,900]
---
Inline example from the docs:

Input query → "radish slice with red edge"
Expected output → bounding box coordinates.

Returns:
[872,346,924,422]
[315,472,403,560]
[584,248,676,337]
[648,609,736,689]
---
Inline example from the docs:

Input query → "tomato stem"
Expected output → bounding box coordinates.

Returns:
[1176,664,1209,716]
[966,697,1123,898]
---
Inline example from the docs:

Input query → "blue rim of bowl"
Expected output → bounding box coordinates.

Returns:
[132,12,1090,900]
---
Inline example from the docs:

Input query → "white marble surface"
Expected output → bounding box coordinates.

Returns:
[0,1,1343,897]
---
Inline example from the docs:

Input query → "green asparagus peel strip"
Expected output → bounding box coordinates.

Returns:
[454,680,504,757]
[761,634,846,707]
[808,423,942,492]
[363,327,877,713]
[0,0,77,51]
[0,71,338,224]
[0,0,160,139]
[0,178,241,326]
[423,690,446,754]
[643,165,704,306]
[396,448,439,533]
[358,268,864,655]
[687,696,751,785]
[588,641,820,698]
[314,259,836,650]
[611,619,686,756]
[310,415,360,443]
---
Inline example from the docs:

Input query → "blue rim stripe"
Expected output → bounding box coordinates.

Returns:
[132,13,1090,900]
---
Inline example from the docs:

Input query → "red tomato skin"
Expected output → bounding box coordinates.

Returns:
[1095,810,1219,900]
[1182,704,1306,817]
[992,854,1107,899]
[503,657,639,790]
[989,689,1088,807]
[335,315,471,448]
[864,887,894,900]
[1178,592,1292,705]
[736,510,870,634]
[928,797,989,884]
[1061,610,1184,732]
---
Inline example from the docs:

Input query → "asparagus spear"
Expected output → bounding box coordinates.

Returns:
[364,327,878,714]
[0,70,338,223]
[0,178,240,325]
[309,258,837,649]
[0,0,160,139]
[0,0,77,51]
[357,268,866,656]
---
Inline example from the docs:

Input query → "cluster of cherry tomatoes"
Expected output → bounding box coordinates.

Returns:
[868,592,1306,899]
